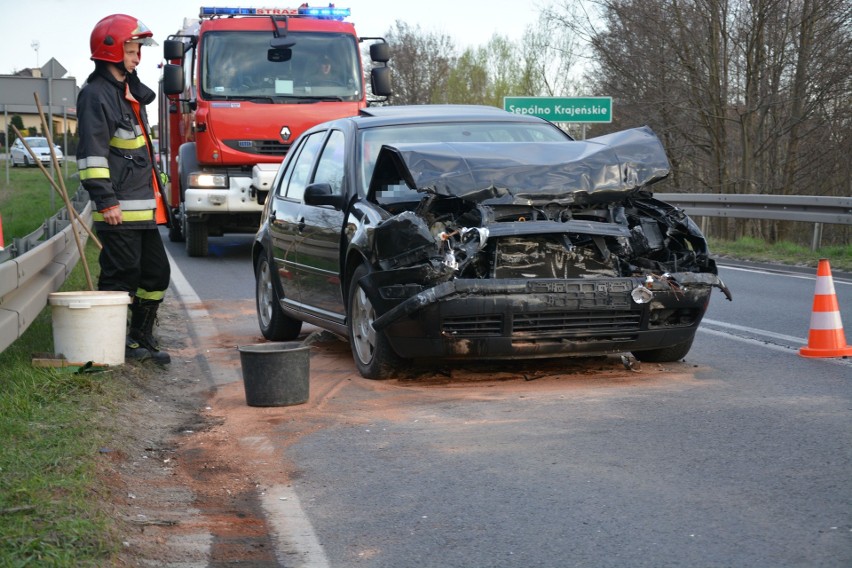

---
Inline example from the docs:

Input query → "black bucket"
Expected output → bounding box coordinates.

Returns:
[238,342,311,407]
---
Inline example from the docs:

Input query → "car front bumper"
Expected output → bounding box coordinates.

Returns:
[365,272,728,360]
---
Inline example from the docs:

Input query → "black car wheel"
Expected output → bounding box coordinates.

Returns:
[347,263,403,380]
[632,335,695,363]
[255,253,302,341]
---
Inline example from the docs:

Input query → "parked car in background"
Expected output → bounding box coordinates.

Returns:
[151,138,161,167]
[253,105,732,379]
[10,136,64,167]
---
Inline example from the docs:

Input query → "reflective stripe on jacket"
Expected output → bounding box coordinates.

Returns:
[76,67,158,230]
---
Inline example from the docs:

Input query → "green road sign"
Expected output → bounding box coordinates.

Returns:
[503,96,612,123]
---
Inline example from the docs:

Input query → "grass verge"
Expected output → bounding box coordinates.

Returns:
[0,164,80,240]
[709,236,852,273]
[0,241,132,567]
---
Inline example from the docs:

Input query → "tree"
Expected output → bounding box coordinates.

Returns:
[7,115,25,146]
[384,21,457,105]
[383,15,583,108]
[550,0,851,244]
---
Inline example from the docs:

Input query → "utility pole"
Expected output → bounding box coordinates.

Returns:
[31,40,40,68]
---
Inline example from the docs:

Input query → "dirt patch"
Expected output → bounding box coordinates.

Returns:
[97,299,275,567]
[102,298,702,566]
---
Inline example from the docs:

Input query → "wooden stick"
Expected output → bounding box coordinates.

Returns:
[10,127,102,250]
[18,96,94,291]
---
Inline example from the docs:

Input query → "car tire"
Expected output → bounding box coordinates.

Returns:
[347,263,404,380]
[255,253,302,341]
[185,218,208,257]
[23,156,30,167]
[631,335,695,363]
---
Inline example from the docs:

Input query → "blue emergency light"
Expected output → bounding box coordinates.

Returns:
[299,6,351,18]
[200,7,258,16]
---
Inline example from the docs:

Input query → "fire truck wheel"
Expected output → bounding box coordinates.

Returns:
[185,218,209,257]
[168,209,185,242]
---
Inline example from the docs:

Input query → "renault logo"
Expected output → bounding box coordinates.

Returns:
[280,126,291,141]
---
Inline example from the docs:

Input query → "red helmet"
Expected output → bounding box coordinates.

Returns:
[90,14,157,63]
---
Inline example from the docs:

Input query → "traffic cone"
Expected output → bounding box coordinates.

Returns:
[799,259,852,358]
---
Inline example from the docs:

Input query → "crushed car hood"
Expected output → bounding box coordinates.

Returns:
[368,126,670,206]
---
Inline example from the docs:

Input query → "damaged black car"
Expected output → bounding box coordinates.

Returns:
[253,105,731,379]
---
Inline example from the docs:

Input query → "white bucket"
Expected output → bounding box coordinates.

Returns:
[48,291,131,366]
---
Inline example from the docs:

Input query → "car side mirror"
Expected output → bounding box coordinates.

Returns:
[304,183,345,209]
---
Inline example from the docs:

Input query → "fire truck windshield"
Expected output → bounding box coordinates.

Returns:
[201,31,362,102]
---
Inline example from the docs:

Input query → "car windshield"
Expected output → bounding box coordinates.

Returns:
[28,138,49,148]
[358,122,569,191]
[201,31,361,102]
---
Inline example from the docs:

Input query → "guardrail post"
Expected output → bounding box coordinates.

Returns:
[811,222,823,252]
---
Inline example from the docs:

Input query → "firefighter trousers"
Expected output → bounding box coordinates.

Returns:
[96,228,171,301]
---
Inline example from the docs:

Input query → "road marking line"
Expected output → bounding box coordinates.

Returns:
[718,264,852,286]
[261,485,331,568]
[699,323,852,366]
[167,249,331,565]
[702,318,807,344]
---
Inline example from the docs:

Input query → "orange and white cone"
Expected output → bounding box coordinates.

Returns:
[799,259,852,358]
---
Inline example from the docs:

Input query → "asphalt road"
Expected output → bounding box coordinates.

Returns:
[164,231,852,568]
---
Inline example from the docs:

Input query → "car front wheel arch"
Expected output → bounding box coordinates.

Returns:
[346,263,405,380]
[255,252,302,341]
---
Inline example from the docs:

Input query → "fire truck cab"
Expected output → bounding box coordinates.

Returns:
[159,5,391,256]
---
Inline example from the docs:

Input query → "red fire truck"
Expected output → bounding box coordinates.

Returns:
[159,5,391,256]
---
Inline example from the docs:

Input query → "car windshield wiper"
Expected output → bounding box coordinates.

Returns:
[272,96,321,104]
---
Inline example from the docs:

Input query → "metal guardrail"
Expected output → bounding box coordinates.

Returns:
[0,189,91,353]
[654,193,852,225]
[655,193,851,250]
[0,192,849,355]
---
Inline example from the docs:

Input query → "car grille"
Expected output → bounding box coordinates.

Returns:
[222,139,290,156]
[443,314,504,336]
[442,310,642,337]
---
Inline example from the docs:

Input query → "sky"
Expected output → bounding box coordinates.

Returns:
[1,0,545,116]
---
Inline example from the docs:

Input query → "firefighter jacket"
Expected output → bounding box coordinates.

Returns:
[77,66,161,230]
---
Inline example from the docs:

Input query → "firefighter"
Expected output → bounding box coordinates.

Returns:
[77,14,171,365]
[308,54,336,84]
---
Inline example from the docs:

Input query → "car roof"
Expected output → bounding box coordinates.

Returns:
[349,104,553,129]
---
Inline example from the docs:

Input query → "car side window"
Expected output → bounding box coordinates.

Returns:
[312,130,345,196]
[274,137,304,198]
[284,131,325,201]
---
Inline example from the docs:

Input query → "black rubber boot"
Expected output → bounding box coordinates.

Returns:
[129,300,171,365]
[125,335,152,362]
